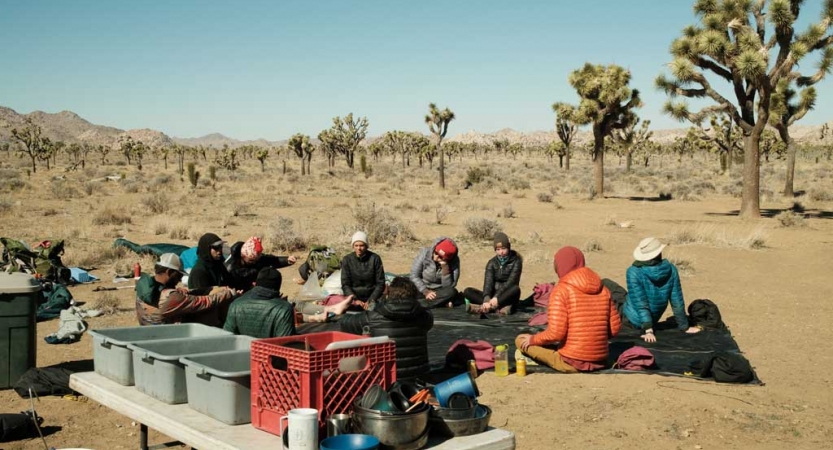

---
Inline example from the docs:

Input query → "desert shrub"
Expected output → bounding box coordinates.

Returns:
[498,204,516,219]
[0,198,12,215]
[268,216,311,251]
[435,205,450,225]
[168,223,191,240]
[50,180,79,200]
[667,225,767,250]
[667,256,695,276]
[552,201,564,210]
[536,192,553,203]
[149,174,173,191]
[93,209,132,225]
[418,204,431,213]
[660,184,699,201]
[91,293,120,315]
[141,194,169,214]
[121,180,141,194]
[463,217,502,241]
[275,198,296,208]
[352,203,414,245]
[83,181,101,196]
[42,208,58,216]
[776,211,806,228]
[809,188,833,202]
[465,167,492,185]
[583,239,602,253]
[63,245,125,268]
[506,178,530,190]
[395,202,416,211]
[152,220,168,235]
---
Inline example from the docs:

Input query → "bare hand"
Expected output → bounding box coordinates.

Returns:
[517,334,532,352]
[437,259,447,266]
[685,326,702,334]
[641,332,657,343]
[287,255,297,264]
[425,290,437,301]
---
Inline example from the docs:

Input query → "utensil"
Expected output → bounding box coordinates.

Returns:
[326,413,353,437]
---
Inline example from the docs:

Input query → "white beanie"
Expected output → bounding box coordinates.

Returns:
[351,231,368,246]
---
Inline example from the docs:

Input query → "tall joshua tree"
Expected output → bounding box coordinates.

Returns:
[11,119,48,173]
[657,0,833,218]
[425,103,455,189]
[769,79,816,197]
[557,63,641,197]
[551,104,579,170]
[288,133,314,175]
[612,118,653,172]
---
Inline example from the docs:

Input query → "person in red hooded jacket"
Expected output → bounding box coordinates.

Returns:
[516,246,621,372]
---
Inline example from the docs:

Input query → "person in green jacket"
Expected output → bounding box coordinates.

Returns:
[223,268,296,338]
[622,237,701,343]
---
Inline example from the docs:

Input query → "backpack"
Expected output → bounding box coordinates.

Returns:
[1,238,71,284]
[687,299,724,329]
[614,346,656,371]
[306,246,341,278]
[446,340,495,371]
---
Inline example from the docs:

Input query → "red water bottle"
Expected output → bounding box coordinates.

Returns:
[133,262,141,279]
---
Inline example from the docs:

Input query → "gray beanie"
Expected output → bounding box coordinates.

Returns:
[493,232,510,250]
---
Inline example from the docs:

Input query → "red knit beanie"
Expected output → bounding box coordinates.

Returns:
[553,246,585,279]
[434,239,458,261]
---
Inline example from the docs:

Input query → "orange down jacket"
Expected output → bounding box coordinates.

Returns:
[529,267,621,363]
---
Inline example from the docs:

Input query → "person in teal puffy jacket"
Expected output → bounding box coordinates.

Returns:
[623,237,701,343]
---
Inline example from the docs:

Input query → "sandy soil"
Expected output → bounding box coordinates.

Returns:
[1,153,832,450]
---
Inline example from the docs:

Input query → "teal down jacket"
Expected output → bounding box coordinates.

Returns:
[623,259,689,331]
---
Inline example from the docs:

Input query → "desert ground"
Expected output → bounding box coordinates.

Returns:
[1,150,832,450]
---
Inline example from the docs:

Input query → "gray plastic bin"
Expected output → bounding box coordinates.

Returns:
[0,273,41,389]
[89,323,232,386]
[180,351,251,424]
[128,335,254,404]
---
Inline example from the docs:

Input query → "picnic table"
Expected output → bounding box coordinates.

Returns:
[69,372,515,450]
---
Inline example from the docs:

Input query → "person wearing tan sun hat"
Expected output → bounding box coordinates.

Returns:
[622,237,701,343]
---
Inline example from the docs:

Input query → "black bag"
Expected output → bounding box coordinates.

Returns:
[12,367,75,398]
[687,299,724,329]
[0,411,43,442]
[688,351,754,383]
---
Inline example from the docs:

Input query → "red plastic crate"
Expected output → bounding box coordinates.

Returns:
[250,331,397,435]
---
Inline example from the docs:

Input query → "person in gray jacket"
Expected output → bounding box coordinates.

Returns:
[409,237,461,308]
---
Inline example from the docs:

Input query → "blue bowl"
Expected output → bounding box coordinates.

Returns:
[320,434,380,450]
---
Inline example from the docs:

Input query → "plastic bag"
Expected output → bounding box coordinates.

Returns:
[297,271,325,301]
[322,270,343,296]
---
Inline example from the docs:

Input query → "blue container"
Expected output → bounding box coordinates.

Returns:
[433,372,478,408]
[320,434,380,450]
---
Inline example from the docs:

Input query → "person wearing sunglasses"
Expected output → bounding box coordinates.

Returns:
[188,232,232,292]
[464,232,522,315]
[409,237,461,308]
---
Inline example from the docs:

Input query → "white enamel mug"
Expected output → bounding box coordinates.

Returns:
[279,408,319,450]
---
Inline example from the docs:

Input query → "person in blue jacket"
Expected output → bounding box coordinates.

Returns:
[622,237,701,343]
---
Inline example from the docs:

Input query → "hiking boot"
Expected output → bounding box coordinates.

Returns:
[466,303,481,314]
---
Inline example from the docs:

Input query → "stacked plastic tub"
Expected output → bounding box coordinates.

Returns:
[89,324,254,425]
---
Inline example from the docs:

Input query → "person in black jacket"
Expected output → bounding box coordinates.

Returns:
[464,232,523,314]
[340,231,385,310]
[225,236,297,291]
[188,233,232,292]
[340,277,434,380]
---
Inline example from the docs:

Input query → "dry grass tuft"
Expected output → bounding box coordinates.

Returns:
[351,203,414,245]
[0,197,12,215]
[666,224,767,250]
[90,293,121,315]
[168,223,192,240]
[775,211,806,228]
[93,209,132,225]
[583,239,602,253]
[141,194,169,214]
[268,216,312,251]
[536,192,553,203]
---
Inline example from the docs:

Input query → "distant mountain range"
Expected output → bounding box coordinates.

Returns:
[0,105,829,150]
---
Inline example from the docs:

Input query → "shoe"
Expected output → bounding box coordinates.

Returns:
[466,303,481,314]
[498,305,512,315]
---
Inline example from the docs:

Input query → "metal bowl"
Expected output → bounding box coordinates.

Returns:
[352,399,430,448]
[428,404,491,438]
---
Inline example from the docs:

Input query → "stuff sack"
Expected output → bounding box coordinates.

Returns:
[687,351,754,383]
[688,299,725,329]
[614,346,656,371]
[306,246,341,279]
[0,411,43,442]
[445,340,495,371]
[12,367,76,398]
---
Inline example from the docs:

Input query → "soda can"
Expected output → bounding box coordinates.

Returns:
[516,357,527,377]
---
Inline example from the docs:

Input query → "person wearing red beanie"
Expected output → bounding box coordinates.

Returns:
[409,237,462,308]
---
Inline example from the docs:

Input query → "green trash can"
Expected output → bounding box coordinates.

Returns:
[0,272,41,389]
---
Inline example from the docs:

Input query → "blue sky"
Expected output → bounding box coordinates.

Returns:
[1,0,830,140]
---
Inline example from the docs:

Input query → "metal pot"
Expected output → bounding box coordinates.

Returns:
[429,404,491,438]
[352,400,430,449]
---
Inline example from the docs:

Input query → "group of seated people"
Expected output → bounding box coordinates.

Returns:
[134,229,699,379]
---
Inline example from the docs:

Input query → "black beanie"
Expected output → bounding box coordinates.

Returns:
[493,232,510,250]
[256,267,282,291]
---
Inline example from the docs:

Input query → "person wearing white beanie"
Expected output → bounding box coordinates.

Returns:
[341,231,385,309]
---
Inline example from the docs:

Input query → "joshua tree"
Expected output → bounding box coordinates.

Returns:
[557,63,642,197]
[255,147,270,172]
[697,113,744,172]
[425,103,455,189]
[118,135,135,166]
[95,144,110,165]
[10,119,48,173]
[157,146,170,170]
[657,0,833,218]
[171,144,188,175]
[288,133,314,175]
[612,118,653,172]
[769,79,816,196]
[552,103,579,170]
[319,114,368,169]
[38,139,63,171]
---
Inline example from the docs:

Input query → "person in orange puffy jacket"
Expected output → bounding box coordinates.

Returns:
[516,246,621,372]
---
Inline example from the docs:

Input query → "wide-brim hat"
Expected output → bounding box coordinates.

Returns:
[158,253,185,274]
[633,237,666,262]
